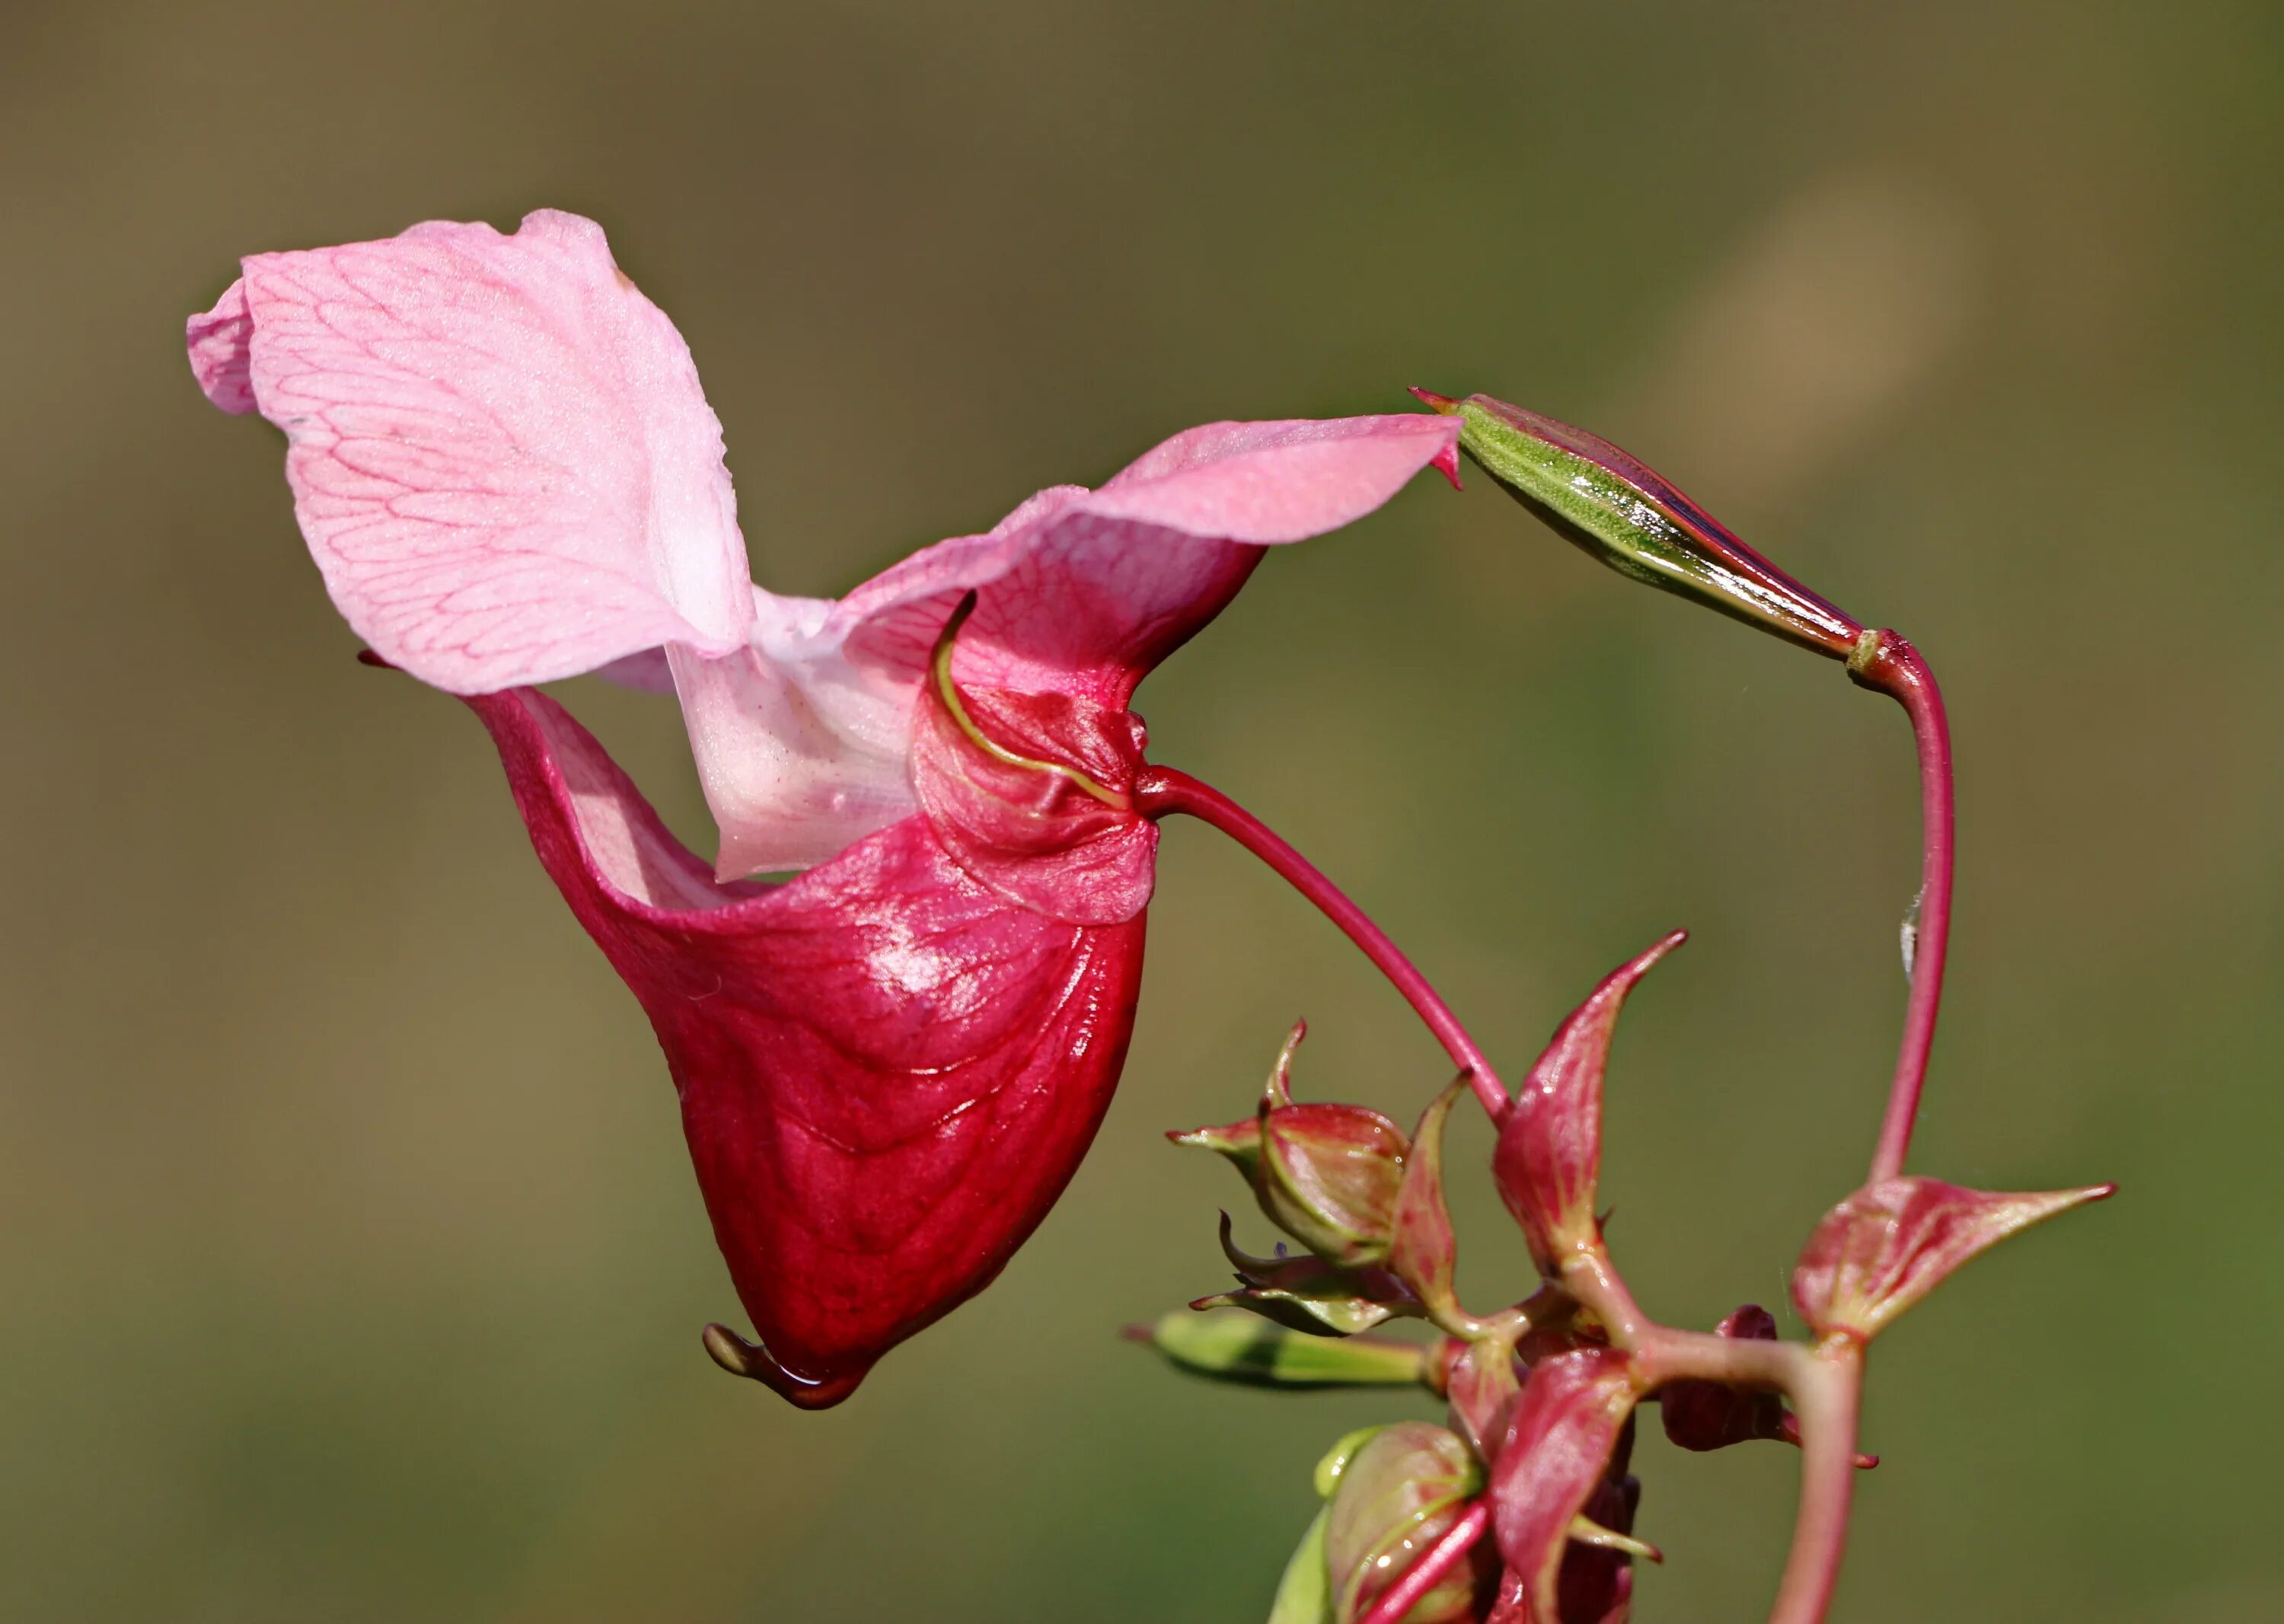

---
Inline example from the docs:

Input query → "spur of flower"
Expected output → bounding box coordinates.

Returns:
[187,208,1459,1406]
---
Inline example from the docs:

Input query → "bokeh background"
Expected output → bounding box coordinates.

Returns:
[4,2,2277,1619]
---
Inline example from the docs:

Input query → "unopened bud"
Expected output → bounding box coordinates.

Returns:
[1414,390,1864,658]
[1172,1023,1410,1265]
[1322,1422,1489,1624]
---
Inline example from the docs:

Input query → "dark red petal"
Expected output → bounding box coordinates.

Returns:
[1657,1304,1787,1453]
[469,688,1146,1405]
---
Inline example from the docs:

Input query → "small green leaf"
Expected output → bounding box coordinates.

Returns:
[1266,1508,1334,1624]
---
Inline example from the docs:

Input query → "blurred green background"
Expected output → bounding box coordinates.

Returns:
[4,2,2276,1619]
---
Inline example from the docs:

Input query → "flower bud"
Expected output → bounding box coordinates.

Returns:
[1322,1422,1490,1624]
[1791,1175,2113,1342]
[1172,1023,1410,1265]
[1414,390,1865,659]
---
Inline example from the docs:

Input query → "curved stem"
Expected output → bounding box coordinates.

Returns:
[1356,1500,1492,1624]
[1764,1343,1865,1624]
[1135,766,1508,1119]
[1849,632,1954,1183]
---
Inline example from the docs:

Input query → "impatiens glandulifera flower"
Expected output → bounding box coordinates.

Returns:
[1494,933,1686,1279]
[1791,1176,2114,1342]
[1412,390,1865,660]
[187,208,1460,1406]
[1488,1348,1655,1624]
[1173,1023,1412,1265]
[1322,1422,1492,1624]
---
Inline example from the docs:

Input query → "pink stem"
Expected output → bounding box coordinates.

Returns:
[1851,633,1954,1184]
[1136,767,1509,1118]
[1357,1500,1493,1624]
[1763,1346,1865,1624]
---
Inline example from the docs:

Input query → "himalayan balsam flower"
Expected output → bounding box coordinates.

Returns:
[188,209,1458,1406]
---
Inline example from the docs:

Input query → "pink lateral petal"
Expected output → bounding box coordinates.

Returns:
[1791,1176,2113,1341]
[201,209,754,692]
[465,684,1147,1405]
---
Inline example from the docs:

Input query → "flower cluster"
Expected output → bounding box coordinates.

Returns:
[1147,936,2106,1624]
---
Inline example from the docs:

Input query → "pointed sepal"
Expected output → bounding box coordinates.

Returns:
[1489,1348,1644,1624]
[1388,1078,1480,1334]
[1791,1176,2114,1341]
[1494,934,1685,1277]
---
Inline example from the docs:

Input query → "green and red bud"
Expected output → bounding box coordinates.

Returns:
[1791,1175,2113,1342]
[1322,1422,1492,1624]
[1172,1023,1411,1267]
[1414,390,1865,659]
[1494,933,1686,1278]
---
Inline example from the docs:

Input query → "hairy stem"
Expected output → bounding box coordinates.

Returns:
[1764,1342,1865,1624]
[1848,632,1954,1182]
[1136,766,1508,1118]
[1355,1499,1492,1624]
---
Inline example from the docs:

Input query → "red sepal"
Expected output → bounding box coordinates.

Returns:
[1494,934,1684,1275]
[1791,1175,2113,1341]
[1489,1348,1644,1624]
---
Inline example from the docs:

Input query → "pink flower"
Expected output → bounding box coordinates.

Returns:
[188,209,1458,1406]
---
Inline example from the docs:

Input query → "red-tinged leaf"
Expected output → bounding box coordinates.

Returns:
[1323,1423,1491,1623]
[469,687,1146,1407]
[1791,1176,2114,1340]
[1490,1348,1643,1624]
[1658,1304,1788,1453]
[1389,1079,1469,1325]
[1494,935,1685,1275]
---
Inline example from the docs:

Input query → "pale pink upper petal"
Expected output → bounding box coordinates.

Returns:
[186,280,257,414]
[836,413,1460,706]
[190,209,753,692]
